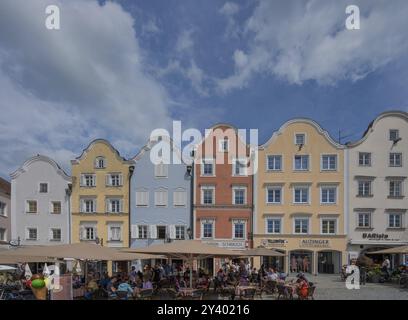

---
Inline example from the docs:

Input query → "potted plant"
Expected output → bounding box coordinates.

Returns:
[367,267,381,283]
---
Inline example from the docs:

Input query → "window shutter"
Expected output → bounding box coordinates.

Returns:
[80,199,84,213]
[131,225,138,238]
[80,175,84,187]
[25,201,29,213]
[169,225,176,239]
[136,191,141,206]
[92,174,96,186]
[163,164,168,177]
[79,226,85,240]
[119,174,123,186]
[108,226,112,240]
[105,199,110,213]
[119,199,123,213]
[149,225,157,239]
[163,191,168,206]
[105,175,110,186]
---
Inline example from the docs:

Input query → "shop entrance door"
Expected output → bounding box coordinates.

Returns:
[289,251,313,273]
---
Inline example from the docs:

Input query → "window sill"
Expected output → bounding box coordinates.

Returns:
[356,195,373,198]
[25,212,38,214]
[355,227,374,231]
[386,227,405,231]
[387,196,404,199]
[266,169,282,172]
[50,239,62,242]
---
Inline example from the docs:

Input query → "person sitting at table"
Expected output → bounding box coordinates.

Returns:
[266,268,278,281]
[84,276,99,300]
[117,279,134,299]
[106,277,118,298]
[296,274,309,299]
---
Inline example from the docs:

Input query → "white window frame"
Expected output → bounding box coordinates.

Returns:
[389,180,403,197]
[389,129,399,141]
[293,155,310,171]
[108,224,122,242]
[232,158,248,176]
[358,152,372,167]
[201,220,214,239]
[294,133,306,145]
[26,200,38,214]
[0,201,6,217]
[39,182,49,194]
[81,198,97,214]
[201,186,215,205]
[0,228,6,241]
[135,189,149,207]
[232,220,246,240]
[173,188,187,207]
[26,227,38,241]
[50,201,62,214]
[293,186,310,204]
[266,186,283,204]
[232,186,247,205]
[84,226,96,240]
[356,212,371,229]
[50,228,62,241]
[107,173,122,187]
[321,154,337,171]
[138,225,148,239]
[293,217,310,235]
[154,188,168,207]
[389,153,402,167]
[81,174,96,187]
[154,162,168,178]
[320,218,338,235]
[219,139,229,152]
[175,225,186,240]
[106,198,122,213]
[387,212,403,229]
[320,186,337,204]
[266,154,283,171]
[357,180,372,197]
[201,158,215,177]
[95,156,106,169]
[265,217,282,234]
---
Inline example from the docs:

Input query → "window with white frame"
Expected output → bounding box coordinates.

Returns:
[107,198,122,213]
[321,219,336,234]
[266,218,281,234]
[84,227,96,240]
[138,225,148,239]
[0,228,5,241]
[201,186,215,205]
[95,156,106,169]
[389,129,400,141]
[26,200,37,213]
[27,228,38,240]
[81,174,96,187]
[157,226,167,239]
[201,159,214,176]
[267,187,282,204]
[389,153,402,167]
[155,163,168,178]
[173,189,187,207]
[293,186,309,204]
[0,202,6,216]
[135,189,149,207]
[358,181,372,197]
[39,183,48,193]
[201,220,214,239]
[321,155,337,171]
[357,212,371,228]
[51,201,61,214]
[321,186,337,204]
[233,220,245,239]
[267,155,282,171]
[359,152,371,166]
[219,139,229,152]
[389,180,403,197]
[294,218,309,234]
[295,133,305,145]
[233,159,247,176]
[175,225,185,239]
[81,198,96,213]
[107,173,122,186]
[294,155,309,171]
[233,187,246,205]
[50,228,61,241]
[388,213,402,228]
[154,189,168,207]
[109,226,122,241]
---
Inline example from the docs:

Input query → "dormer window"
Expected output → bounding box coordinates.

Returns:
[95,157,106,169]
[295,133,305,145]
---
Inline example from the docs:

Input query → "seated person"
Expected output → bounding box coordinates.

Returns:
[84,277,99,300]
[266,268,278,281]
[106,277,118,298]
[117,280,134,299]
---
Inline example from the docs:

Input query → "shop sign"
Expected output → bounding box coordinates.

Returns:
[261,239,288,247]
[361,233,399,241]
[203,240,246,249]
[299,239,330,248]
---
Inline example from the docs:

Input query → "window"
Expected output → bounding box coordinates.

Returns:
[27,228,37,240]
[26,200,37,213]
[202,159,214,176]
[95,157,106,169]
[233,187,246,205]
[322,155,337,171]
[51,201,61,214]
[0,228,6,241]
[388,213,402,228]
[154,189,168,207]
[219,139,229,152]
[155,163,168,178]
[321,186,337,204]
[173,189,186,207]
[267,155,282,171]
[85,227,96,240]
[138,225,148,239]
[0,202,6,216]
[157,226,167,239]
[295,134,305,145]
[39,183,48,193]
[389,153,402,167]
[81,174,96,187]
[357,213,371,228]
[267,187,282,204]
[202,222,213,239]
[321,219,336,234]
[294,155,309,171]
[136,190,149,207]
[201,186,214,205]
[389,180,403,197]
[359,152,371,166]
[358,181,372,197]
[109,226,121,241]
[294,219,309,234]
[107,199,121,213]
[233,159,247,176]
[107,174,121,186]
[294,187,309,204]
[175,226,185,240]
[81,199,96,213]
[389,129,399,141]
[233,222,245,239]
[51,228,61,241]
[266,218,281,234]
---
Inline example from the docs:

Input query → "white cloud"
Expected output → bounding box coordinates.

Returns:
[219,2,239,16]
[142,18,161,36]
[219,2,240,38]
[176,29,194,54]
[0,0,171,176]
[217,0,408,92]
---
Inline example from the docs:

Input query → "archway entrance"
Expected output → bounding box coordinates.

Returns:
[317,250,341,274]
[261,249,286,272]
[289,250,313,273]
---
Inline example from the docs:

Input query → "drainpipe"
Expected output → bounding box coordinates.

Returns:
[66,185,72,244]
[189,150,195,239]
[128,165,135,248]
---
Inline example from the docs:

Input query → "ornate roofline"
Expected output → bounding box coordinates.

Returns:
[10,155,71,181]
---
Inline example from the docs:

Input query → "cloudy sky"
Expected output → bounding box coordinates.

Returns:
[0,0,408,179]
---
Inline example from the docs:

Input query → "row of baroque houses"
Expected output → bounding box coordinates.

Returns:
[3,110,408,274]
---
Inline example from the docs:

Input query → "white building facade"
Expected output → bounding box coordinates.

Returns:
[10,155,72,245]
[346,111,408,266]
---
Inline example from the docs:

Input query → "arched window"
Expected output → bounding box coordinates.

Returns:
[95,156,106,169]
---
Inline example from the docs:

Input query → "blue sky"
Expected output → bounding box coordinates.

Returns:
[0,0,408,178]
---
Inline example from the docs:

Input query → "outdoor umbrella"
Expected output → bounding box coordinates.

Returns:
[0,255,56,264]
[367,245,408,255]
[239,247,286,257]
[0,265,17,271]
[122,240,243,288]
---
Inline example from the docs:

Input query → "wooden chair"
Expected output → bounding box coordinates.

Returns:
[135,288,153,300]
[307,286,316,300]
[166,288,182,300]
[239,288,256,300]
[276,284,289,300]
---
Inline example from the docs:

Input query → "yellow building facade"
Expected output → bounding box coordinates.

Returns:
[71,139,133,249]
[254,119,347,275]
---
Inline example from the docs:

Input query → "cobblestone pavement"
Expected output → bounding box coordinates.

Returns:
[288,274,408,300]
